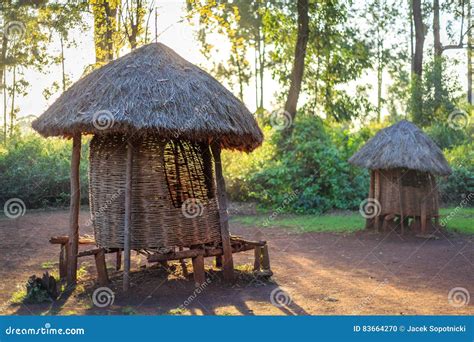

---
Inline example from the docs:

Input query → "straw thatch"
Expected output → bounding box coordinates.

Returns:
[349,120,451,175]
[32,43,263,152]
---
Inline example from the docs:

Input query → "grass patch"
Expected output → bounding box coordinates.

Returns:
[9,288,26,304]
[167,307,188,315]
[41,261,56,269]
[233,214,365,233]
[233,206,473,234]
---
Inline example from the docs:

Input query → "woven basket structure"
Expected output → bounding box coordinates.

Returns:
[89,134,222,249]
[375,169,439,217]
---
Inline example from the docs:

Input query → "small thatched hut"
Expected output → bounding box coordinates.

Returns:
[349,120,452,234]
[32,43,270,290]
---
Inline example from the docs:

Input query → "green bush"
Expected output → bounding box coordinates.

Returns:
[0,133,89,209]
[244,116,370,213]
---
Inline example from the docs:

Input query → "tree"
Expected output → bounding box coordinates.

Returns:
[281,0,309,140]
[90,0,121,65]
[410,0,426,125]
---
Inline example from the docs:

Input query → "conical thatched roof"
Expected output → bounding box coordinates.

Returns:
[349,120,452,175]
[32,43,263,152]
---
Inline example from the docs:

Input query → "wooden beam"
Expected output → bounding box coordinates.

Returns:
[253,246,262,271]
[374,170,381,231]
[123,140,134,291]
[366,170,375,229]
[67,134,81,286]
[211,142,234,281]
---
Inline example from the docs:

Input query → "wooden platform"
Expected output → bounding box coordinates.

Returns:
[49,235,271,287]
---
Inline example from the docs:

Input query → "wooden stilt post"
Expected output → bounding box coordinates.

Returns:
[421,200,427,234]
[123,140,133,291]
[366,170,375,229]
[192,255,205,286]
[67,134,81,286]
[374,170,381,231]
[211,142,234,281]
[95,249,109,286]
[115,250,122,271]
[398,177,405,235]
[253,246,262,271]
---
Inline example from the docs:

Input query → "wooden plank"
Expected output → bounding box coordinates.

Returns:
[67,134,81,286]
[192,255,205,286]
[123,140,134,291]
[211,142,234,281]
[253,246,261,271]
[94,249,109,286]
[50,236,95,245]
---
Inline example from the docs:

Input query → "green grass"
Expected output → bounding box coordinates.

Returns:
[233,207,473,234]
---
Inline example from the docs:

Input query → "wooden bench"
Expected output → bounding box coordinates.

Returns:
[49,236,121,286]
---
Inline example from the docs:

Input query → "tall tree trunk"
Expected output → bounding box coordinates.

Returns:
[1,36,7,145]
[433,0,443,113]
[411,0,425,125]
[468,0,473,104]
[91,0,118,64]
[9,65,16,138]
[281,0,309,141]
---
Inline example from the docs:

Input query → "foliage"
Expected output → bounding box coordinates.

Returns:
[0,133,89,209]
[244,115,369,213]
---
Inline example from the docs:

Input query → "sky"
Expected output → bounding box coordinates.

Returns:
[4,0,469,125]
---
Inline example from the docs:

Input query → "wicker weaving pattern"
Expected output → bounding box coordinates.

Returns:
[89,134,222,249]
[377,169,438,216]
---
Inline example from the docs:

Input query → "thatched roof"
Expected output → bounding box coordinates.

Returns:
[32,43,263,152]
[349,120,452,175]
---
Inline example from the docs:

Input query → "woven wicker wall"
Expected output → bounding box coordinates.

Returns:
[89,134,222,249]
[377,169,439,217]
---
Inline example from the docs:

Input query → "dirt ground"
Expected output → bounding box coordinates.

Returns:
[0,209,472,315]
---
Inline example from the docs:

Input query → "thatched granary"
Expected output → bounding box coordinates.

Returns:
[32,43,269,290]
[349,120,452,234]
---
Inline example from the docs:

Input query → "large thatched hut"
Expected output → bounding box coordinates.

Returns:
[32,43,270,290]
[349,120,451,234]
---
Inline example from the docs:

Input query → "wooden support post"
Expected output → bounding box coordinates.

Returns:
[123,140,133,291]
[192,255,205,286]
[398,177,405,235]
[374,170,381,231]
[211,142,234,281]
[59,244,67,279]
[366,170,375,229]
[67,134,81,286]
[253,246,262,271]
[215,255,223,268]
[115,250,121,271]
[95,249,109,286]
[261,245,271,271]
[421,201,427,234]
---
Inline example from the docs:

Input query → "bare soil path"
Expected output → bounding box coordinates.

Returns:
[0,210,472,315]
